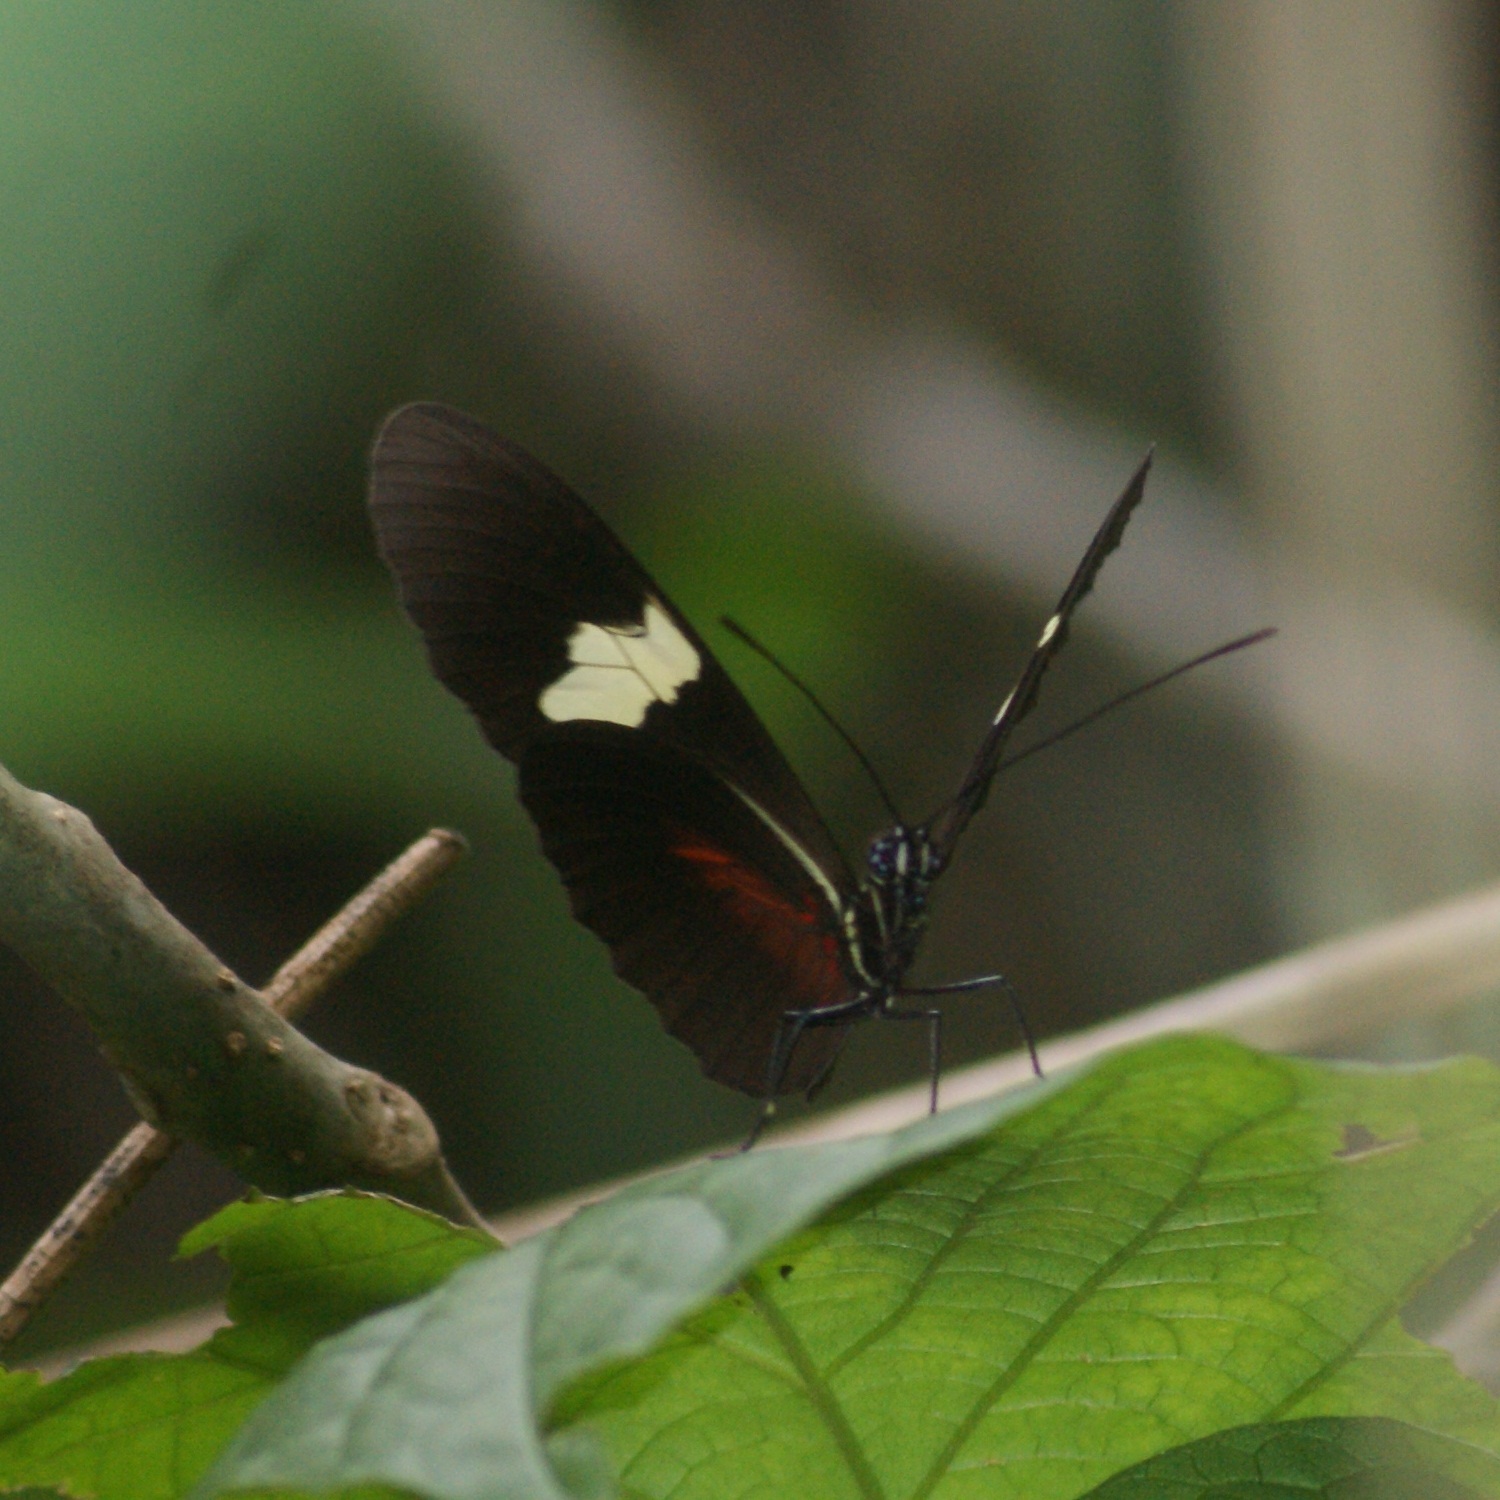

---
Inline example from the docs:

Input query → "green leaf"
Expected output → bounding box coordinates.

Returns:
[196,1075,1057,1500]
[0,1356,274,1500]
[0,1193,490,1500]
[198,1037,1500,1500]
[179,1192,495,1372]
[16,1038,1500,1500]
[1079,1416,1500,1498]
[556,1040,1500,1499]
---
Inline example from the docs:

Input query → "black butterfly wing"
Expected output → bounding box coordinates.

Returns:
[369,403,668,762]
[520,724,850,1094]
[369,403,859,1093]
[369,404,850,849]
[924,451,1152,862]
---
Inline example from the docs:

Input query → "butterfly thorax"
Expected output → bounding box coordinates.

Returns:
[858,824,942,995]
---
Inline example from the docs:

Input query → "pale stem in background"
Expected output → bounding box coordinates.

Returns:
[44,872,1500,1374]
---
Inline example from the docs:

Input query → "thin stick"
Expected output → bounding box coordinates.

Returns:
[262,829,467,1022]
[0,828,467,1349]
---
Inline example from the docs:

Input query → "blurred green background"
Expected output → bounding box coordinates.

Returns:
[4,0,1499,1353]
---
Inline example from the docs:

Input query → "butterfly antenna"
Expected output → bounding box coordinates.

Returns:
[720,616,908,826]
[1000,627,1276,775]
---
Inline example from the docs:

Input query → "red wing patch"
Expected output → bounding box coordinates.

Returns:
[670,833,847,1009]
[672,836,820,922]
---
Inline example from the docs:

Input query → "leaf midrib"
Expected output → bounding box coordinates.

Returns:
[825,1067,1136,1378]
[905,1100,1292,1500]
[740,1084,1295,1500]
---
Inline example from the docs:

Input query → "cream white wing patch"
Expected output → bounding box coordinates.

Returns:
[539,598,701,727]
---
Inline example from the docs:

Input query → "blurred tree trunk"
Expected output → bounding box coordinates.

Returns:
[1178,1,1500,946]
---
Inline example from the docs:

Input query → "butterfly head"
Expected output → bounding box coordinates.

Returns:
[863,825,943,971]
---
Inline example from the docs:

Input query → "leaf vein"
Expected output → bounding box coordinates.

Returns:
[904,1096,1296,1500]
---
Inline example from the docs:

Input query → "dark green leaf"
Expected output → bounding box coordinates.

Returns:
[179,1192,495,1371]
[0,1193,489,1500]
[1080,1416,1499,1498]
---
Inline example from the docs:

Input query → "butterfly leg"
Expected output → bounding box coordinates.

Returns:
[903,972,1041,1077]
[741,1102,776,1153]
[740,1009,814,1151]
[993,975,1041,1077]
[742,997,873,1151]
[880,1005,943,1113]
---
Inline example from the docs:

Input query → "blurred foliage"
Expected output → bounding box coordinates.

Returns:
[0,0,1276,1355]
[0,4,479,580]
[613,0,1221,464]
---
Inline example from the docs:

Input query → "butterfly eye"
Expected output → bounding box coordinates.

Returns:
[866,831,907,886]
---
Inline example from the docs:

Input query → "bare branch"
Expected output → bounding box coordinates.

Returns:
[0,766,481,1347]
[0,1122,175,1348]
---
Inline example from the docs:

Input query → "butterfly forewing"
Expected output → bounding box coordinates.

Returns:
[370,405,850,864]
[924,450,1153,861]
[369,405,651,760]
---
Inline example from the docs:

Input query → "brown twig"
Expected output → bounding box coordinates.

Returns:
[0,828,468,1348]
[262,829,467,1023]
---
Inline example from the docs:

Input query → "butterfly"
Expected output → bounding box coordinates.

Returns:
[368,403,1150,1126]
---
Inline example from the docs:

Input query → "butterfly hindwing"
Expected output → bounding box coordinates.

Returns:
[520,724,849,1094]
